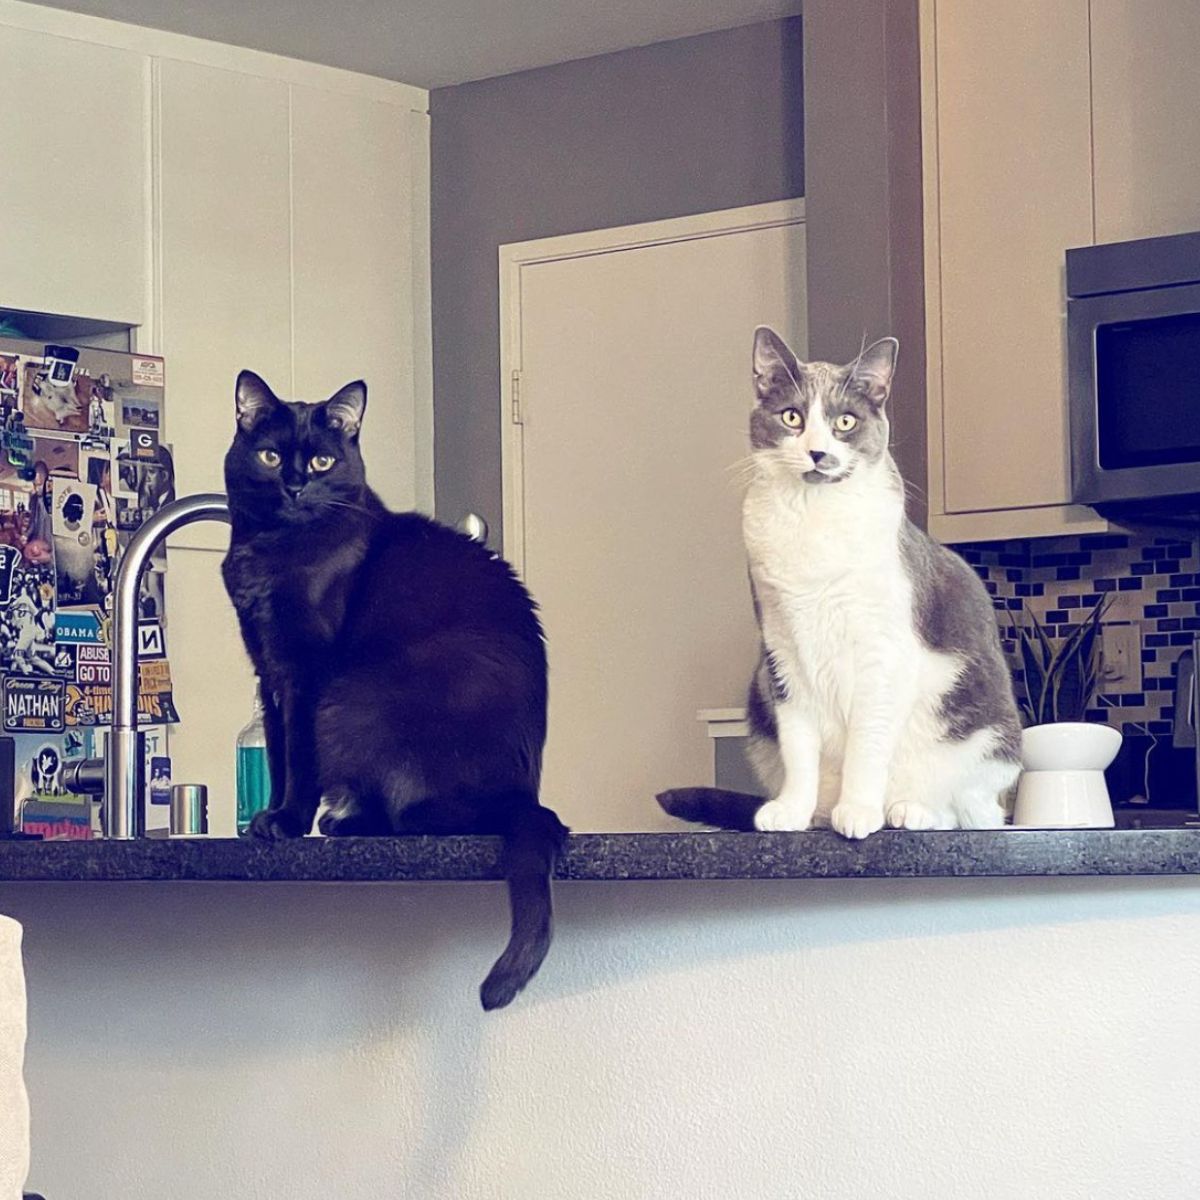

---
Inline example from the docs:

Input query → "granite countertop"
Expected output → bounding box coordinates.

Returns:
[0,827,1199,882]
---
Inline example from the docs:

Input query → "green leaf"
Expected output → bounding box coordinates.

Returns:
[1017,606,1057,725]
[1019,629,1047,723]
[1017,594,1110,725]
[1055,643,1085,721]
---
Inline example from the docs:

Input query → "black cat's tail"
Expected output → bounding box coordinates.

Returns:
[656,786,765,832]
[480,795,569,1012]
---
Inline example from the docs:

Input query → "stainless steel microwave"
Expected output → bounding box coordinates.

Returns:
[1067,230,1200,521]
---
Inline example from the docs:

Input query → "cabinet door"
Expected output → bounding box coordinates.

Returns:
[158,59,291,510]
[291,85,417,513]
[0,25,146,323]
[1091,0,1200,244]
[157,61,292,824]
[934,0,1093,513]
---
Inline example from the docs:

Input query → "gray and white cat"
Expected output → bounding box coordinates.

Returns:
[660,327,1020,838]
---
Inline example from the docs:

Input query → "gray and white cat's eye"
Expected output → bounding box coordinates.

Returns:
[257,449,281,469]
[780,408,803,430]
[309,455,336,473]
[833,413,858,433]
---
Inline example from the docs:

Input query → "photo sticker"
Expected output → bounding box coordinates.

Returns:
[51,478,106,607]
[149,755,171,805]
[21,359,90,435]
[114,442,174,522]
[1,575,57,677]
[30,436,79,479]
[0,355,18,403]
[84,373,115,441]
[51,479,94,539]
[118,392,160,431]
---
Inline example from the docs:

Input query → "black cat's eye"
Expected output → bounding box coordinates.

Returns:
[780,408,803,430]
[257,449,281,469]
[309,455,336,473]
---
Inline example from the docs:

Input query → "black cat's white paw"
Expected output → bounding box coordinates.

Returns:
[316,788,389,836]
[249,808,307,841]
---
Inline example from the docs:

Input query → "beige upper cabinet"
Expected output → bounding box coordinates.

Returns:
[291,86,420,514]
[921,0,1102,542]
[158,60,293,511]
[0,25,147,325]
[1090,0,1200,245]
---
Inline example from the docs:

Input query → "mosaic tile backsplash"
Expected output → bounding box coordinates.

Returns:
[957,532,1200,739]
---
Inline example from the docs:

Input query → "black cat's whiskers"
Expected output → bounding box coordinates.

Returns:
[319,497,377,518]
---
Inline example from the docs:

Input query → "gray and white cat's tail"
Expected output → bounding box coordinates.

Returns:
[656,787,765,832]
[480,795,570,1011]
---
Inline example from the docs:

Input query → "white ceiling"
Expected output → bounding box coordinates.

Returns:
[30,0,804,88]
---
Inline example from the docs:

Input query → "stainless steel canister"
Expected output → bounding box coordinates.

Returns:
[169,784,208,836]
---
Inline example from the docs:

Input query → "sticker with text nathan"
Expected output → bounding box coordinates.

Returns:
[4,676,66,732]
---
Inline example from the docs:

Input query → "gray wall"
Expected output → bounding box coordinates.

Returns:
[430,17,804,535]
[802,0,926,525]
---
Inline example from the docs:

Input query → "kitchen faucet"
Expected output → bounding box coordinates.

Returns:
[63,493,231,838]
[62,494,487,838]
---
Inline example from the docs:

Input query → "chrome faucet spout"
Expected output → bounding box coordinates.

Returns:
[104,492,230,838]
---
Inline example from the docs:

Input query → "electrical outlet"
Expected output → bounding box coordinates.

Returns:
[1101,621,1142,694]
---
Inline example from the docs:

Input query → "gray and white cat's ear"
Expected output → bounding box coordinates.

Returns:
[849,337,899,406]
[753,326,803,402]
[324,380,367,436]
[235,370,279,432]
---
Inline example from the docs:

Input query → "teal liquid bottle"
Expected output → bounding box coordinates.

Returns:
[235,688,270,835]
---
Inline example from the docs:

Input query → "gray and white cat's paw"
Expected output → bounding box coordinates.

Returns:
[886,800,943,831]
[953,794,1006,829]
[754,798,814,832]
[830,801,885,839]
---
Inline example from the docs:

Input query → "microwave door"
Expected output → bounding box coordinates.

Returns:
[1069,280,1200,510]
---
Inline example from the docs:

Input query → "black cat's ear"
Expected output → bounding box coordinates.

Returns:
[325,380,366,436]
[235,370,279,432]
[849,338,899,407]
[753,326,803,403]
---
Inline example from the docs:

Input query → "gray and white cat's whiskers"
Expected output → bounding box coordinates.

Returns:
[725,453,762,488]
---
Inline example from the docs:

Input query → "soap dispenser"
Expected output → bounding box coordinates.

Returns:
[236,687,270,835]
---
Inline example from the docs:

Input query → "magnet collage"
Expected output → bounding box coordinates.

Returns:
[0,337,179,838]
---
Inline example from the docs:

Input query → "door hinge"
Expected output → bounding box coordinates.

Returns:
[511,369,523,425]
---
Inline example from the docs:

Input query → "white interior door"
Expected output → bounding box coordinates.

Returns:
[502,203,806,831]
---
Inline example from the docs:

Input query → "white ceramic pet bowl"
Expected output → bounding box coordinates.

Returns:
[1012,769,1116,828]
[1020,722,1123,772]
[1013,722,1122,828]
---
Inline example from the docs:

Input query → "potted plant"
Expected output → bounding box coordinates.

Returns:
[1012,595,1122,827]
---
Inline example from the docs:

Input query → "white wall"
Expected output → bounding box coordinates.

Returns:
[4,877,1199,1198]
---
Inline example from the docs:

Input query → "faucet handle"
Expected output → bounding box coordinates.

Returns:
[457,513,488,544]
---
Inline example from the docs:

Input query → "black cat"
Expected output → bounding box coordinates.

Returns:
[221,370,568,1010]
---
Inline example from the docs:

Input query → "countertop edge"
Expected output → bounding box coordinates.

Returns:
[0,829,1198,883]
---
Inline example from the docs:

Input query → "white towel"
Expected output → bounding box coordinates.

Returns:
[0,916,28,1199]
